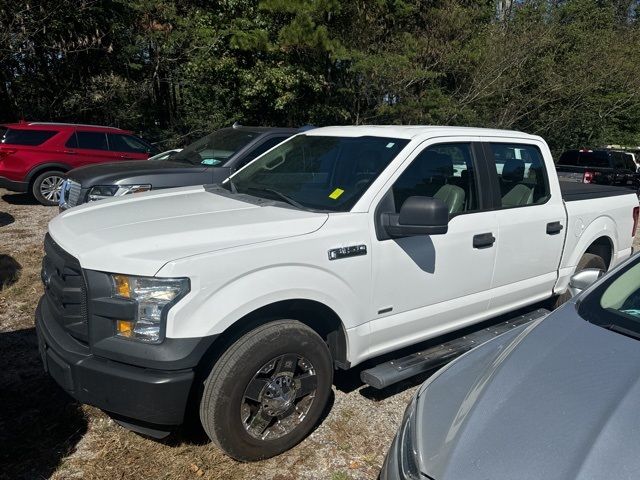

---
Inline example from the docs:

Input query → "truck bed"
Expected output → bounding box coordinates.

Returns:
[560,180,637,202]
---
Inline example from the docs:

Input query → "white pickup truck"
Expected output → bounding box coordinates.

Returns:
[36,126,639,461]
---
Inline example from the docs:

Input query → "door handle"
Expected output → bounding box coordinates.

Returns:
[473,232,496,249]
[546,221,564,235]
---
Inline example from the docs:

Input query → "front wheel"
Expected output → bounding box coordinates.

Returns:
[199,320,333,461]
[32,171,65,206]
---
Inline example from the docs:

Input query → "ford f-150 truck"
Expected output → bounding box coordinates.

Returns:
[35,126,639,461]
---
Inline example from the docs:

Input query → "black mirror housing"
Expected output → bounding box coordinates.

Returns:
[383,196,449,238]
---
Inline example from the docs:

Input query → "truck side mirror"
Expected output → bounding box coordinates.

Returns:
[383,196,449,238]
[568,268,604,297]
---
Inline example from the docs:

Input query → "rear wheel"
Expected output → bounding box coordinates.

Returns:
[32,171,65,206]
[553,252,606,308]
[199,320,333,461]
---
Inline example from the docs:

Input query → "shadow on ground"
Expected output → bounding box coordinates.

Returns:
[0,254,22,289]
[0,211,15,227]
[0,328,87,480]
[1,192,39,206]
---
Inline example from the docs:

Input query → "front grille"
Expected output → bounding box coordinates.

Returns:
[42,234,88,342]
[64,179,82,207]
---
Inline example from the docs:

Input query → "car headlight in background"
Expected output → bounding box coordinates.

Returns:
[399,394,421,479]
[110,274,189,343]
[88,184,151,202]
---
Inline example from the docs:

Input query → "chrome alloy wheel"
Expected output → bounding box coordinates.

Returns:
[241,354,317,440]
[40,175,65,202]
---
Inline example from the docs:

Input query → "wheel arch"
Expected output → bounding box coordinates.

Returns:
[26,162,71,189]
[584,235,614,269]
[195,299,350,377]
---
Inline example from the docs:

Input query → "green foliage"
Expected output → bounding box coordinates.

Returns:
[1,0,639,151]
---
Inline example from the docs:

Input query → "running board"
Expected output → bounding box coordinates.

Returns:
[360,308,550,389]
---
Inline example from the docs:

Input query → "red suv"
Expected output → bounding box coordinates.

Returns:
[0,122,158,205]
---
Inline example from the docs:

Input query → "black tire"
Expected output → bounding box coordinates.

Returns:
[199,320,333,461]
[32,170,65,206]
[553,252,606,308]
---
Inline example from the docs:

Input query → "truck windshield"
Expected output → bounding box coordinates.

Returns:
[580,258,640,340]
[227,134,409,212]
[171,128,261,166]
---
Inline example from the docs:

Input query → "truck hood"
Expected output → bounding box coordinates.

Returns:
[416,305,640,480]
[48,186,328,276]
[67,160,207,186]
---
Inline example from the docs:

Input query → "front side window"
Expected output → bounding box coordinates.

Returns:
[76,131,108,150]
[2,128,57,146]
[108,134,150,153]
[580,259,640,339]
[391,143,478,215]
[229,135,409,212]
[487,143,550,208]
[172,128,262,166]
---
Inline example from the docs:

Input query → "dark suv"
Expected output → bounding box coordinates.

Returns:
[60,125,303,210]
[0,122,157,205]
[556,149,640,192]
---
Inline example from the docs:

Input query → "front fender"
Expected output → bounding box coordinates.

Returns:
[165,264,365,340]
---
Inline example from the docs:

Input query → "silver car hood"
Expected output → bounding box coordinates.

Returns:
[416,304,640,480]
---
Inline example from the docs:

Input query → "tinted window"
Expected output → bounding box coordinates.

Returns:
[2,128,57,146]
[488,143,550,208]
[613,153,627,170]
[578,152,609,168]
[236,136,289,169]
[558,150,579,166]
[108,133,149,153]
[172,129,262,166]
[230,135,409,212]
[76,131,108,150]
[392,143,478,215]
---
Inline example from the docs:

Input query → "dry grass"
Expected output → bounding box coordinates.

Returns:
[0,188,415,480]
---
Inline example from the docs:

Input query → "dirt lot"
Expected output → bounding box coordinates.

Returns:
[2,188,639,480]
[0,188,421,480]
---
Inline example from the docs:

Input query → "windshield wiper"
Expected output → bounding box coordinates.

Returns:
[245,187,306,210]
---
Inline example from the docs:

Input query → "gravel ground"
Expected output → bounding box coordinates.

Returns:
[2,187,639,480]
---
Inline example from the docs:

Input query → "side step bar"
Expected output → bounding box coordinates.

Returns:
[360,308,550,389]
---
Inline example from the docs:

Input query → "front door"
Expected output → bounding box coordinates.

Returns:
[368,139,498,357]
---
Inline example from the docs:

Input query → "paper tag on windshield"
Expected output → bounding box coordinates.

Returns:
[329,188,344,200]
[386,142,395,148]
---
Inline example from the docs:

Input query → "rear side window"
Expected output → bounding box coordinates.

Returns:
[613,153,627,170]
[108,133,150,153]
[487,143,551,208]
[558,150,579,166]
[2,128,57,146]
[75,131,108,150]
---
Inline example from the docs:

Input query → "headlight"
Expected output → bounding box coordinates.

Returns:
[88,184,151,202]
[398,394,421,480]
[110,274,189,343]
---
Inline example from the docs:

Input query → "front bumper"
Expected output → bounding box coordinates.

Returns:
[35,298,200,429]
[0,175,28,192]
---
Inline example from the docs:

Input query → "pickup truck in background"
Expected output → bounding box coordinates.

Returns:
[556,148,640,192]
[36,126,639,461]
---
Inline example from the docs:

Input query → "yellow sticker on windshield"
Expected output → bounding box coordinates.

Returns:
[329,188,344,200]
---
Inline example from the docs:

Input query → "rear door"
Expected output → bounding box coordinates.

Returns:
[482,139,566,313]
[69,130,120,166]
